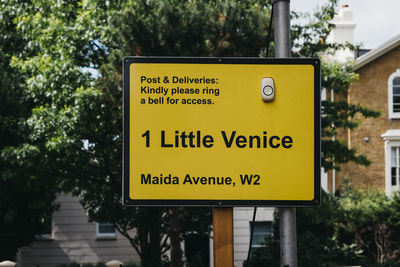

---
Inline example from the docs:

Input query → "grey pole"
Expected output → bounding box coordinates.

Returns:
[273,0,291,58]
[272,0,298,267]
[278,208,297,267]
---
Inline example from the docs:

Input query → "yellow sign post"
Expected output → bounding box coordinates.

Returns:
[123,57,320,206]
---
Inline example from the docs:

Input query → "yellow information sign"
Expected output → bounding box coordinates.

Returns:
[123,57,320,206]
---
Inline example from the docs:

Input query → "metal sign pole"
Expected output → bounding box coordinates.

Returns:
[273,0,298,266]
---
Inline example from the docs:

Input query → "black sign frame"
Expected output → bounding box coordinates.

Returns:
[123,57,321,207]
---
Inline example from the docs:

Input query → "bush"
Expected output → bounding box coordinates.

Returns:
[360,259,400,267]
[337,186,400,264]
[245,191,362,267]
[123,262,140,267]
[82,263,106,267]
[54,263,139,267]
[55,263,81,267]
[247,186,400,266]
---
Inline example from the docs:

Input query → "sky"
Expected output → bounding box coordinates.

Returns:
[290,0,400,49]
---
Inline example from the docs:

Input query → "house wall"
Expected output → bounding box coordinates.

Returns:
[337,46,400,190]
[20,195,274,267]
[20,194,140,267]
[233,207,274,267]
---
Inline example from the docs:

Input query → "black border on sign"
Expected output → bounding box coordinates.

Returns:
[122,57,321,207]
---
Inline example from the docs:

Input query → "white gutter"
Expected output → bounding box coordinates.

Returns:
[355,33,400,71]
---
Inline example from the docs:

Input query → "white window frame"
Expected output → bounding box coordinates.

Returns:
[96,222,117,239]
[388,69,400,119]
[390,146,400,193]
[382,130,400,196]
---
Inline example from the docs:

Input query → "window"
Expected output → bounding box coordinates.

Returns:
[382,130,400,196]
[96,222,116,239]
[388,69,400,119]
[249,221,272,248]
[393,78,400,112]
[391,147,400,192]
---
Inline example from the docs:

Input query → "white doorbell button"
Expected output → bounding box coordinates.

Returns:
[261,77,275,102]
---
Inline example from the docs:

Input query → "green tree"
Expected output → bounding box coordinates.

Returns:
[337,184,400,264]
[290,0,380,171]
[3,0,272,265]
[74,1,271,266]
[295,191,362,267]
[245,0,380,266]
[1,0,379,264]
[245,192,362,267]
[0,1,61,260]
[247,189,400,267]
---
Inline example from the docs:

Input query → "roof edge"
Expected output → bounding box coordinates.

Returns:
[355,33,400,71]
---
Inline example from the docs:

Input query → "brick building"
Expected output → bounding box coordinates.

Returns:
[334,33,400,196]
[321,5,400,195]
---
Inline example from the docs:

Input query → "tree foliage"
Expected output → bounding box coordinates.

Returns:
[1,0,273,264]
[247,187,400,266]
[338,183,400,264]
[290,0,380,170]
[245,192,362,267]
[108,0,270,57]
[321,63,380,170]
[0,0,381,264]
[0,0,62,260]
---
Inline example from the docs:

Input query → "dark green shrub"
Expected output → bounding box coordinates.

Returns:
[54,263,80,267]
